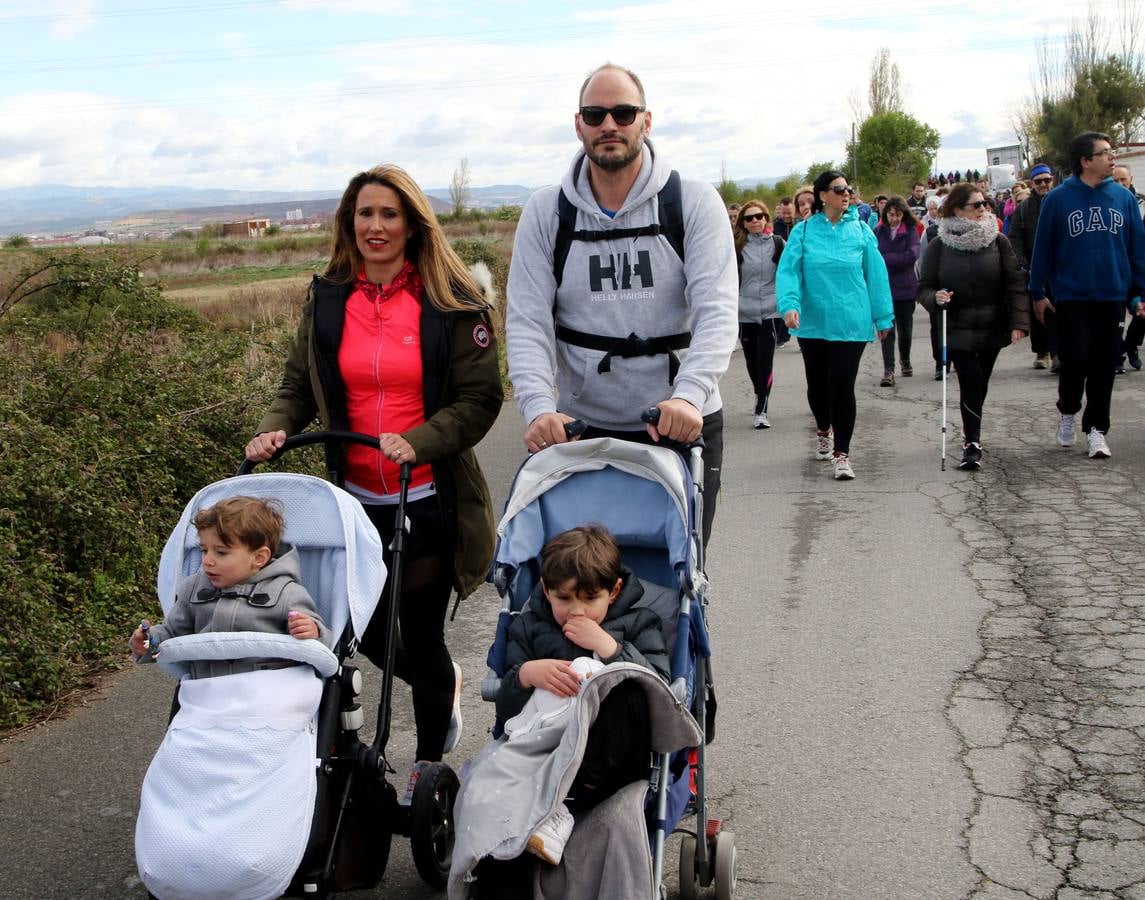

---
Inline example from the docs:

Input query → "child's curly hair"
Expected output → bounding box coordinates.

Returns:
[193,496,284,553]
[540,524,622,595]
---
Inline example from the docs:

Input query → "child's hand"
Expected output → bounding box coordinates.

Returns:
[520,659,582,697]
[129,626,149,656]
[562,617,619,659]
[288,611,319,640]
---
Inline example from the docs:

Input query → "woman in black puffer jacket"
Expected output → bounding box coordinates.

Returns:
[917,182,1030,470]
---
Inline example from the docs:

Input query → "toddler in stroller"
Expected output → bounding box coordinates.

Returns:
[448,437,734,900]
[134,460,463,900]
[129,496,329,672]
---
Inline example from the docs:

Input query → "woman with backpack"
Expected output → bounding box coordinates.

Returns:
[873,196,921,386]
[733,200,785,428]
[917,182,1029,470]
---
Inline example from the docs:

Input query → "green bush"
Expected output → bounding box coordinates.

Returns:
[5,234,30,248]
[0,251,291,728]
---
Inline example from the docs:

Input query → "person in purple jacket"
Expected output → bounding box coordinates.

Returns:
[1027,132,1145,459]
[874,196,921,385]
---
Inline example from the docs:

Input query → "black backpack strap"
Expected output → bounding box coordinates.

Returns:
[553,163,685,287]
[657,169,685,263]
[772,234,786,265]
[555,325,691,384]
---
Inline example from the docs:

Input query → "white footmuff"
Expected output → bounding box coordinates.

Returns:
[136,665,324,900]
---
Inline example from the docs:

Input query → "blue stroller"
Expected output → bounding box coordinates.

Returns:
[468,436,738,900]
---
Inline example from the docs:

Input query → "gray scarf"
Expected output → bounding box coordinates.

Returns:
[938,214,998,252]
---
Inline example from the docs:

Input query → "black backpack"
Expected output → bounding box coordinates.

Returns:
[548,158,690,383]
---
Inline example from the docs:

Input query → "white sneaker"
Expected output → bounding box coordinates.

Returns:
[1056,414,1076,447]
[401,760,431,807]
[832,452,855,480]
[526,803,576,865]
[753,412,770,429]
[814,430,833,460]
[442,661,463,755]
[1086,428,1111,459]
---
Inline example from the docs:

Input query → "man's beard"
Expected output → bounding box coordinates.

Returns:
[586,133,643,172]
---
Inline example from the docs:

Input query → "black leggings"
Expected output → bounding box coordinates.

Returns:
[880,299,916,372]
[797,338,867,455]
[739,319,782,412]
[359,497,456,762]
[949,346,1001,444]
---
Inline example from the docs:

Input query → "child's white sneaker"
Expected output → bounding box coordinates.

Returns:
[526,803,576,865]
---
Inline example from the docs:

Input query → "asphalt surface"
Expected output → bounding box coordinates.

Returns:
[3,304,1145,899]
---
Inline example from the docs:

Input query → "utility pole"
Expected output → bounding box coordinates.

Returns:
[851,122,858,185]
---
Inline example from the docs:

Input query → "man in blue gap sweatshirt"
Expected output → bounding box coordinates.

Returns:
[1027,132,1145,459]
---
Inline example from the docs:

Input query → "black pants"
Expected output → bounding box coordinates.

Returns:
[1055,300,1124,434]
[359,497,456,762]
[797,338,867,455]
[583,410,723,552]
[880,299,916,372]
[470,682,651,899]
[1030,303,1058,357]
[739,320,781,413]
[1123,314,1145,352]
[949,346,1001,445]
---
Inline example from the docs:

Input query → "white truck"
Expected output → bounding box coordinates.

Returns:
[985,144,1023,193]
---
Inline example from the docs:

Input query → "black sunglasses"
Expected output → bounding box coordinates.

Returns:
[579,105,645,127]
[742,212,766,222]
[827,185,855,196]
[964,200,988,210]
[1032,177,1053,185]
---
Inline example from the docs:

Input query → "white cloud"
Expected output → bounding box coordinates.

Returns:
[49,0,95,41]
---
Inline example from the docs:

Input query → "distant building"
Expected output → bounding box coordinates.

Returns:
[222,219,269,238]
[284,208,304,222]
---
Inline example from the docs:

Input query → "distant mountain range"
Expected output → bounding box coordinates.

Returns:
[0,183,542,236]
[1,176,783,236]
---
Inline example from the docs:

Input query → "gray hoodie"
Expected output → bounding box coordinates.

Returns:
[738,233,780,323]
[506,139,738,430]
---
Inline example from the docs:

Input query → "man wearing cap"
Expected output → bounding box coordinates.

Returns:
[1026,132,1145,459]
[1009,162,1058,370]
[506,63,738,548]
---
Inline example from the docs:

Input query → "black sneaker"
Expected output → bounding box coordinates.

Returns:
[958,442,983,470]
[1050,355,1061,374]
[1128,346,1143,370]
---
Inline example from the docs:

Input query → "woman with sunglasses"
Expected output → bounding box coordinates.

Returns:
[777,170,893,481]
[873,196,921,385]
[733,200,786,428]
[917,182,1029,470]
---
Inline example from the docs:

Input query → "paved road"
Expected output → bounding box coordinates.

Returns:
[3,306,1145,899]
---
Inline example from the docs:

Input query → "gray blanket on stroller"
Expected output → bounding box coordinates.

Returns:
[448,663,702,900]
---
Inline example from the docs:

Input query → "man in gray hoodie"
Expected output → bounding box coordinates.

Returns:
[506,64,738,547]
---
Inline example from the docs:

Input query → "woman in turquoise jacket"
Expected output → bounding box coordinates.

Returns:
[777,170,893,480]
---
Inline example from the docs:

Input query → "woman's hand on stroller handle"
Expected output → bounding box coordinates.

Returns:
[245,430,286,462]
[520,659,583,697]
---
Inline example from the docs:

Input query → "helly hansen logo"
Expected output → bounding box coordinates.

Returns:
[589,250,654,292]
[1068,206,1125,237]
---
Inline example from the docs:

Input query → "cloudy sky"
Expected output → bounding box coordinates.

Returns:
[0,0,1099,194]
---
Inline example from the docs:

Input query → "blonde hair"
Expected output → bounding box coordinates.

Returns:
[326,164,485,311]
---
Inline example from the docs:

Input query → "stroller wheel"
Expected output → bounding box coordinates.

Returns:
[714,830,737,900]
[678,833,701,900]
[410,761,460,888]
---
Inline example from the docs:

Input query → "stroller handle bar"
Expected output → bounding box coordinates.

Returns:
[235,430,396,476]
[641,406,706,451]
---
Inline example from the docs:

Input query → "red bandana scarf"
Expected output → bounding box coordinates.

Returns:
[355,260,423,306]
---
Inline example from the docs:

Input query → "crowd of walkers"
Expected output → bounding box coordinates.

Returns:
[731,133,1145,476]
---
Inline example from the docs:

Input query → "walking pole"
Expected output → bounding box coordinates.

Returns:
[940,304,948,471]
